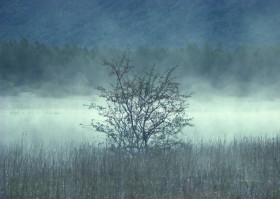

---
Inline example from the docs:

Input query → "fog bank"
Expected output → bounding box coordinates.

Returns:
[1,93,279,146]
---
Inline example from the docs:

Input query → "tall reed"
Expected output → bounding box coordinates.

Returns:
[0,136,279,199]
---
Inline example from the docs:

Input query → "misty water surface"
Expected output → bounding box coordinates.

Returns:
[1,92,279,146]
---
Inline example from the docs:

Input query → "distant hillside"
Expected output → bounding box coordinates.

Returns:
[1,0,280,47]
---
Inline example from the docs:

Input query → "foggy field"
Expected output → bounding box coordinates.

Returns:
[1,136,280,199]
[1,93,280,198]
[1,86,279,199]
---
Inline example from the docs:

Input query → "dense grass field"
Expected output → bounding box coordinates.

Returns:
[0,136,280,199]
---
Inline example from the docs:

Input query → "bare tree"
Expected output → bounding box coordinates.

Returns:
[88,51,192,155]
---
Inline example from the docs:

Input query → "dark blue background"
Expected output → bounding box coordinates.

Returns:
[1,0,279,47]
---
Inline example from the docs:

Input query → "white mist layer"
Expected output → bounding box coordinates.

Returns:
[1,93,280,146]
[189,96,280,140]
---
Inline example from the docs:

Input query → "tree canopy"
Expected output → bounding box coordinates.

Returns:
[88,52,193,155]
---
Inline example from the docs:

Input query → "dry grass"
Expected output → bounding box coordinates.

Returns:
[0,136,280,199]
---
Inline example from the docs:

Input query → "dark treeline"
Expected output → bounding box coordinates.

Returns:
[1,38,280,96]
[0,39,100,96]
